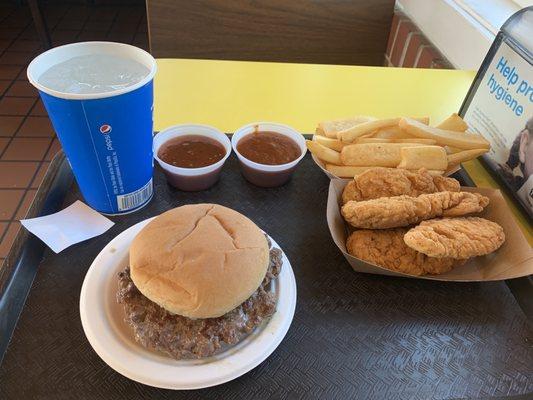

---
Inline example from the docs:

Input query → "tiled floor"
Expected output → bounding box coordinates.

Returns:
[0,3,148,265]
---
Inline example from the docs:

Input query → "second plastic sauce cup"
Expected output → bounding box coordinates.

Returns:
[232,122,306,187]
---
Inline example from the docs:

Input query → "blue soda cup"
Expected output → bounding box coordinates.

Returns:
[27,42,157,215]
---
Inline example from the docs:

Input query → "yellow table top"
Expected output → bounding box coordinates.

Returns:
[154,58,474,133]
[154,58,532,244]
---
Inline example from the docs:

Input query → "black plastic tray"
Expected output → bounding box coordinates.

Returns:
[0,146,532,399]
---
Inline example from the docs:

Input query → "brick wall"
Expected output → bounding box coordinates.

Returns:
[385,10,452,69]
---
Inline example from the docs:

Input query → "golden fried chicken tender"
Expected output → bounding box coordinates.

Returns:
[346,229,458,276]
[404,217,505,259]
[433,175,461,192]
[342,192,489,229]
[342,181,359,205]
[341,167,460,204]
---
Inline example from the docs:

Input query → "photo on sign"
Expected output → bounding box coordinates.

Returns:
[496,116,533,210]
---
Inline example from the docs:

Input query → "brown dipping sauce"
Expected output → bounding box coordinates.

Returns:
[237,131,301,165]
[158,135,226,168]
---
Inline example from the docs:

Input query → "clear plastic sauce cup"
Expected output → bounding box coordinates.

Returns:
[154,124,231,191]
[232,122,306,187]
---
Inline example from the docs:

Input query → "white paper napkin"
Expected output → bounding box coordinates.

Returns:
[21,200,115,253]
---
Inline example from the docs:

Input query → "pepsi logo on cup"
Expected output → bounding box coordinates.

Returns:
[100,124,112,134]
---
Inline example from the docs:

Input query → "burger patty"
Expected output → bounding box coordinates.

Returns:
[117,244,283,359]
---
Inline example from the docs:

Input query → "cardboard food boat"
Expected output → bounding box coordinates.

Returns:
[327,179,533,282]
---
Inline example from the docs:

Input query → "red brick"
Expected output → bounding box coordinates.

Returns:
[386,13,401,58]
[390,20,417,67]
[431,59,449,69]
[415,46,440,68]
[401,33,425,68]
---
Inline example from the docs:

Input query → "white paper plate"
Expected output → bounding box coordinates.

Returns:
[80,217,297,390]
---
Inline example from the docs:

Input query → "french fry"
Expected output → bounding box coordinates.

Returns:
[355,137,396,143]
[315,126,325,136]
[355,138,436,144]
[436,113,468,132]
[340,118,400,142]
[364,117,428,140]
[399,118,491,150]
[319,116,375,138]
[314,135,345,152]
[447,148,488,165]
[465,131,491,147]
[393,138,437,144]
[406,169,444,176]
[325,164,375,178]
[306,140,342,164]
[417,116,430,125]
[397,146,448,170]
[445,146,463,154]
[372,126,411,139]
[445,163,462,175]
[359,131,377,138]
[340,143,424,167]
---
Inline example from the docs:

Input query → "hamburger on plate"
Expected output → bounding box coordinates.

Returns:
[116,203,282,359]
